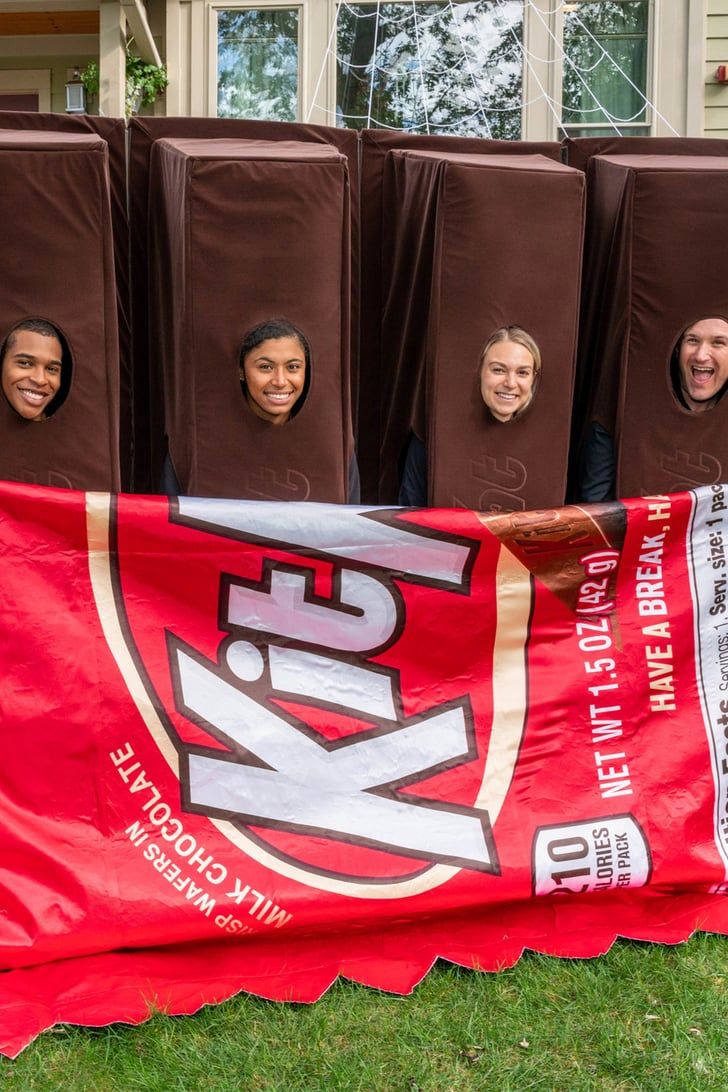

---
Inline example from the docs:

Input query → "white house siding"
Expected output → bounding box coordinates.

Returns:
[706,0,728,135]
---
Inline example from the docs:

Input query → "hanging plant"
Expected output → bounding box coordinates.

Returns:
[81,38,168,117]
[125,49,168,116]
[79,60,99,99]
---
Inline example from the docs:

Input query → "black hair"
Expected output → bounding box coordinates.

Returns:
[3,318,61,355]
[239,318,311,419]
[0,316,72,418]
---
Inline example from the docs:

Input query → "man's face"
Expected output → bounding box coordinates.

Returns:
[1,329,63,421]
[677,317,728,412]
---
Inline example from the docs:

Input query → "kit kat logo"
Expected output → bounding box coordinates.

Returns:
[86,495,533,898]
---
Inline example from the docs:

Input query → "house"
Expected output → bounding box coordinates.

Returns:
[0,1,725,137]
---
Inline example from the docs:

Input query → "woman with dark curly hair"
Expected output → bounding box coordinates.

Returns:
[239,317,311,426]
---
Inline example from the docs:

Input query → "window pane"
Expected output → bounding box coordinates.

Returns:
[217,8,299,121]
[337,1,524,139]
[562,1,649,131]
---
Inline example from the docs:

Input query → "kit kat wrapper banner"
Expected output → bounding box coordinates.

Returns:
[2,481,728,1055]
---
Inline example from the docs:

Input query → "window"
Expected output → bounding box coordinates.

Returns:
[0,70,50,113]
[336,1,524,138]
[217,7,300,121]
[204,0,671,138]
[561,0,650,137]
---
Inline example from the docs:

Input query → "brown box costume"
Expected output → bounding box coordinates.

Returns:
[563,136,728,174]
[381,150,585,512]
[361,130,563,502]
[148,137,352,501]
[130,117,359,492]
[565,136,728,444]
[0,111,130,484]
[578,154,728,499]
[0,130,120,490]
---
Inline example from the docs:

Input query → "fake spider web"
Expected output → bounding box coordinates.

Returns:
[305,0,677,139]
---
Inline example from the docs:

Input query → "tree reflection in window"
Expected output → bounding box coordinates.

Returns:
[562,0,649,136]
[336,1,523,138]
[217,8,299,121]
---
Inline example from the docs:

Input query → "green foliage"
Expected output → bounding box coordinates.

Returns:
[79,60,99,98]
[126,51,169,112]
[80,39,168,117]
[3,934,728,1089]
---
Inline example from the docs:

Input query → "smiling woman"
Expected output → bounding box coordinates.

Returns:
[399,325,541,507]
[479,326,541,423]
[239,318,310,425]
[0,318,68,422]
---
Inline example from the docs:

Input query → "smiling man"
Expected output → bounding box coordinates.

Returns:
[675,316,728,413]
[579,314,728,503]
[1,319,63,422]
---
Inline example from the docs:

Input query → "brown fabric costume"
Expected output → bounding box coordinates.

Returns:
[563,136,728,174]
[578,154,728,499]
[361,130,563,502]
[380,149,585,512]
[0,111,129,484]
[565,136,728,448]
[0,130,120,490]
[148,137,351,501]
[130,117,359,492]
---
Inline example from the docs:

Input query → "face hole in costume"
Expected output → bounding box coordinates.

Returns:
[668,315,728,415]
[478,330,540,424]
[239,324,311,427]
[0,318,73,422]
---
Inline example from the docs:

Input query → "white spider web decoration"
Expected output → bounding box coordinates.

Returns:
[305,0,677,138]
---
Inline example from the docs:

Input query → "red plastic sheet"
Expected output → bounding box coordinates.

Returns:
[2,482,728,1055]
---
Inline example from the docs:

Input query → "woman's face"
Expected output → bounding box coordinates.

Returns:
[1,329,63,421]
[241,335,306,425]
[479,339,537,421]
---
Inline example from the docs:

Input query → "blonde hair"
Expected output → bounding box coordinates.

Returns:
[479,325,541,374]
[479,325,541,421]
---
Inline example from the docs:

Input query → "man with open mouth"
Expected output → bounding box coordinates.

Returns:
[675,316,728,413]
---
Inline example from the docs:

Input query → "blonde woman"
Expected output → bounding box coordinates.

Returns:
[399,325,541,506]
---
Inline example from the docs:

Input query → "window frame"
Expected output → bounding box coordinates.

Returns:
[0,69,51,112]
[208,0,306,121]
[333,0,526,138]
[192,0,702,138]
[558,0,654,139]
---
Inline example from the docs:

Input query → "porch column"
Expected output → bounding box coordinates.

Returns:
[99,0,126,118]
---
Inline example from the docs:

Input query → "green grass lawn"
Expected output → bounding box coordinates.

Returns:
[2,933,728,1090]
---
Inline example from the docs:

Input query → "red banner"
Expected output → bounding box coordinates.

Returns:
[2,482,728,1055]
